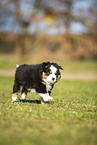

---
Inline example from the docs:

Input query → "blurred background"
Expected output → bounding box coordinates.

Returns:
[0,0,97,80]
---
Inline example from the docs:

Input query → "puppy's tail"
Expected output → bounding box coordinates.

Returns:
[16,64,19,68]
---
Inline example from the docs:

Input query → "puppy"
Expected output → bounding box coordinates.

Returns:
[12,62,63,104]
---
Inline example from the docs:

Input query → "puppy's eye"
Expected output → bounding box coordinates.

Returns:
[49,70,52,74]
[55,71,57,75]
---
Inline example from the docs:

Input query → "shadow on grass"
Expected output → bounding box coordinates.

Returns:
[19,99,41,104]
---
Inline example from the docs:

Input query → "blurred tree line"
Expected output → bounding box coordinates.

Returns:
[0,0,97,60]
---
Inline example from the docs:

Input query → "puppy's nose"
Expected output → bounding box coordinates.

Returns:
[52,78,55,81]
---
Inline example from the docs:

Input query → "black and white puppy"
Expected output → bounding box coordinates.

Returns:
[12,62,63,104]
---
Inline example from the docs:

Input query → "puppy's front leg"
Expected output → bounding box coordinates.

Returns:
[40,97,49,104]
[38,93,54,103]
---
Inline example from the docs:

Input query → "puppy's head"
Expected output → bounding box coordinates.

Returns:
[41,62,63,85]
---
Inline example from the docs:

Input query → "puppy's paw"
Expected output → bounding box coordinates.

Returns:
[48,97,54,102]
[12,93,17,101]
[43,96,54,102]
[21,93,26,99]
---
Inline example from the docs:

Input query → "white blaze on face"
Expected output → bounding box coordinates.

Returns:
[46,65,57,84]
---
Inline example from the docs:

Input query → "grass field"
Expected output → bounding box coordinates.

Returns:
[0,76,97,145]
[0,54,97,72]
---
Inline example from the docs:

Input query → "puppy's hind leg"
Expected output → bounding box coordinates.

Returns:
[12,80,20,101]
[12,93,18,101]
[21,93,26,100]
[21,88,28,100]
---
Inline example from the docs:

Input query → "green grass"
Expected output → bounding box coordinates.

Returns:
[0,76,97,145]
[0,54,97,73]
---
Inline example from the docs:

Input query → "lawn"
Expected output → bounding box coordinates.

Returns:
[0,76,97,145]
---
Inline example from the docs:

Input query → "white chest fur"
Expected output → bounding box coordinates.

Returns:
[46,83,52,93]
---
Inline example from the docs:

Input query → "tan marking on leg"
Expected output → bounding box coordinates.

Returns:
[21,92,26,99]
[12,93,17,101]
[12,93,17,97]
[21,90,27,99]
[20,86,23,92]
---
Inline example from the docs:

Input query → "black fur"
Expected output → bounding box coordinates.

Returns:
[12,62,63,96]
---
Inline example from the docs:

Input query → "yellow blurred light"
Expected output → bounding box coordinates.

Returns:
[44,17,54,24]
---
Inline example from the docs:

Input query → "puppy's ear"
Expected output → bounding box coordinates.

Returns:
[42,62,50,70]
[58,65,63,70]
